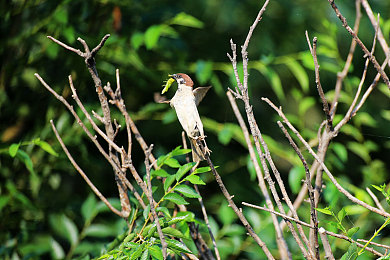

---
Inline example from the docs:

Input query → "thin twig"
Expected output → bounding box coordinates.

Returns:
[227,91,290,260]
[181,132,216,260]
[361,0,390,60]
[262,97,390,218]
[198,140,275,260]
[357,239,390,250]
[331,0,361,116]
[334,13,380,133]
[243,202,384,257]
[144,145,167,259]
[305,31,332,129]
[277,121,319,259]
[50,120,123,217]
[327,0,390,89]
[318,228,335,260]
[366,187,385,212]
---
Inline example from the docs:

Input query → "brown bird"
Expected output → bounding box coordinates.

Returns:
[163,73,211,162]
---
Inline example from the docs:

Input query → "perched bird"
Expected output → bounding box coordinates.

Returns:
[161,73,211,162]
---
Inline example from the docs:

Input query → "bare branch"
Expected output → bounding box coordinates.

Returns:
[318,228,335,260]
[227,91,290,260]
[243,202,384,257]
[262,97,390,218]
[327,0,390,89]
[50,120,124,217]
[198,140,275,259]
[331,0,361,116]
[305,31,332,129]
[277,121,319,259]
[144,145,167,259]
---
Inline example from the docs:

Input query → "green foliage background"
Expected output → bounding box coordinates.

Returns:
[1,0,390,259]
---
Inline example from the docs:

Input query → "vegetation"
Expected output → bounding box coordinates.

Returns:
[1,0,390,259]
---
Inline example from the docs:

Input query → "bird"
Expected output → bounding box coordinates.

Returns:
[161,73,211,162]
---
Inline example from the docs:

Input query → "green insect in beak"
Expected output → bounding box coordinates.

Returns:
[161,75,176,94]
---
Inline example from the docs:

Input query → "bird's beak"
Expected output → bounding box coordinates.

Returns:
[169,74,176,79]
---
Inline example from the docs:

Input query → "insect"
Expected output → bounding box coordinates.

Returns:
[161,76,176,94]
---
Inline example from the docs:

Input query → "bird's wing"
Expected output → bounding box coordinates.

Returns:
[193,86,211,106]
[154,92,171,104]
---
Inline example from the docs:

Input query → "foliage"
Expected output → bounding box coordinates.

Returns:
[1,0,390,259]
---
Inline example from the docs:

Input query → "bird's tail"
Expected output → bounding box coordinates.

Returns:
[190,138,206,162]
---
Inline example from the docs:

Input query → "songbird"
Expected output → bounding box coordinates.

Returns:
[161,73,211,162]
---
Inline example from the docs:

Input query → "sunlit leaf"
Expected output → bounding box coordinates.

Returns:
[165,238,192,254]
[131,32,144,50]
[81,193,97,222]
[185,174,206,185]
[175,162,196,181]
[288,166,306,194]
[315,207,332,215]
[169,12,204,28]
[145,25,162,50]
[9,143,20,157]
[174,184,200,198]
[164,175,176,192]
[347,227,360,238]
[164,158,181,168]
[164,193,188,205]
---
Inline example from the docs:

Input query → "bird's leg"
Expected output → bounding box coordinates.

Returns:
[198,136,211,156]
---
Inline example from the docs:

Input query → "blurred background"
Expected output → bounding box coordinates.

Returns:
[1,0,390,259]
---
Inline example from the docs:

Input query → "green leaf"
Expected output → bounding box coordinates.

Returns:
[35,140,59,156]
[164,193,188,205]
[156,207,171,218]
[347,142,371,163]
[9,143,20,157]
[164,175,176,192]
[85,224,117,238]
[170,146,192,156]
[124,242,139,249]
[185,174,206,185]
[130,244,144,260]
[49,214,79,246]
[347,227,360,238]
[143,204,151,220]
[0,195,10,212]
[151,169,170,178]
[164,158,181,168]
[161,227,187,239]
[284,58,309,92]
[338,208,347,222]
[315,207,332,215]
[169,12,204,28]
[165,238,192,254]
[81,193,98,221]
[175,162,196,181]
[218,125,234,145]
[332,143,348,162]
[288,166,305,194]
[219,202,235,225]
[195,60,213,85]
[149,245,163,260]
[193,166,212,174]
[15,149,35,174]
[131,32,144,50]
[50,238,65,259]
[144,25,162,50]
[168,212,194,225]
[174,184,200,198]
[341,242,358,260]
[141,248,149,260]
[253,62,284,100]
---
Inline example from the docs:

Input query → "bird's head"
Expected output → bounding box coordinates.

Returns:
[170,73,194,87]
